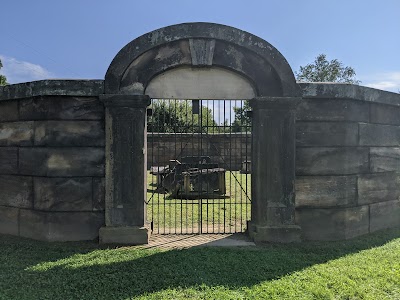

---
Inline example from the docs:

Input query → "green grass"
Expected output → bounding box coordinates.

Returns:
[146,171,251,234]
[1,228,399,299]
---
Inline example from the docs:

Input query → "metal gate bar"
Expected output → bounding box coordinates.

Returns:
[147,99,251,234]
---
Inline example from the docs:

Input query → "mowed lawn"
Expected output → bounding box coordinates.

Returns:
[0,229,399,299]
[146,171,251,234]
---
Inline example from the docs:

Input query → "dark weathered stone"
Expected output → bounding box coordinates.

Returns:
[299,82,400,107]
[248,97,301,243]
[295,175,357,207]
[358,172,400,205]
[0,206,19,235]
[250,98,299,225]
[189,39,215,66]
[34,121,105,146]
[93,177,105,211]
[19,96,104,120]
[370,200,400,232]
[359,123,400,146]
[101,95,150,228]
[296,206,369,241]
[0,147,18,174]
[0,80,103,101]
[19,210,104,241]
[0,175,33,208]
[34,177,92,211]
[19,148,105,176]
[105,23,300,97]
[0,100,18,121]
[370,103,400,126]
[296,147,369,175]
[99,226,150,245]
[296,122,358,146]
[370,147,400,172]
[247,224,301,243]
[0,122,34,146]
[296,99,369,122]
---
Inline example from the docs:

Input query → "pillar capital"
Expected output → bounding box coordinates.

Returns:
[250,97,301,110]
[99,94,151,108]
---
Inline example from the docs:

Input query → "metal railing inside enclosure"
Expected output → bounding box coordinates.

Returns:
[146,99,251,234]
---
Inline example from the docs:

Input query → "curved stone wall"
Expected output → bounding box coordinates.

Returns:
[296,83,400,240]
[0,80,106,241]
[0,80,399,242]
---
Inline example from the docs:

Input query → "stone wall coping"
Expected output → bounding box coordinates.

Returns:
[0,79,104,101]
[299,82,400,106]
[1,80,399,107]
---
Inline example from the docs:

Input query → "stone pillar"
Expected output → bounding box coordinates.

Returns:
[248,97,302,242]
[98,94,151,244]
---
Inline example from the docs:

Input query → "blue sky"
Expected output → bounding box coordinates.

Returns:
[1,0,399,92]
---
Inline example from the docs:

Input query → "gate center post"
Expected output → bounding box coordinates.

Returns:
[99,94,151,244]
[248,96,302,242]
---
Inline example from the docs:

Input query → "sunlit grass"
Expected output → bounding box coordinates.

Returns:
[0,228,399,299]
[146,171,251,234]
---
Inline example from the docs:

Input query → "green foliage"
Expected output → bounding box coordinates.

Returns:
[147,100,218,133]
[232,100,251,132]
[296,54,360,84]
[0,228,399,299]
[0,59,8,86]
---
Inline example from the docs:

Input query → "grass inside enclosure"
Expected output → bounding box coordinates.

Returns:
[146,171,251,234]
[0,228,399,299]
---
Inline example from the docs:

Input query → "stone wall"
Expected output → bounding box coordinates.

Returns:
[0,80,106,241]
[295,83,400,240]
[147,132,251,170]
[0,80,399,242]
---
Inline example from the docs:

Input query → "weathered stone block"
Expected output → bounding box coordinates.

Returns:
[370,200,400,232]
[0,122,34,146]
[19,147,105,176]
[0,175,33,208]
[0,100,18,121]
[296,122,358,147]
[358,173,400,205]
[34,121,104,146]
[34,177,92,211]
[296,147,369,175]
[0,206,19,235]
[99,226,150,245]
[248,224,301,243]
[93,177,105,211]
[0,147,18,174]
[359,123,400,146]
[296,175,357,207]
[296,99,369,122]
[19,210,105,241]
[370,147,400,172]
[296,206,369,241]
[370,103,400,126]
[19,96,104,120]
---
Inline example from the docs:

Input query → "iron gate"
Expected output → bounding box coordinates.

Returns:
[146,99,251,234]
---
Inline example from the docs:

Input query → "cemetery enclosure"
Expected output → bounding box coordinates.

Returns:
[0,23,399,244]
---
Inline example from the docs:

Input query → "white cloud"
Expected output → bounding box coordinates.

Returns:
[0,55,54,84]
[364,72,400,93]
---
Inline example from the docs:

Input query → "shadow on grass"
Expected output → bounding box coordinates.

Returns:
[0,228,399,299]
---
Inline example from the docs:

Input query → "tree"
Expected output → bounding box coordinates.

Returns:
[232,101,251,132]
[147,99,218,133]
[295,54,360,84]
[0,59,7,86]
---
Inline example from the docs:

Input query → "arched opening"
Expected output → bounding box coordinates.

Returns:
[100,23,302,244]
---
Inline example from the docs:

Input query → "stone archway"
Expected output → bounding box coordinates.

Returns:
[99,22,302,244]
